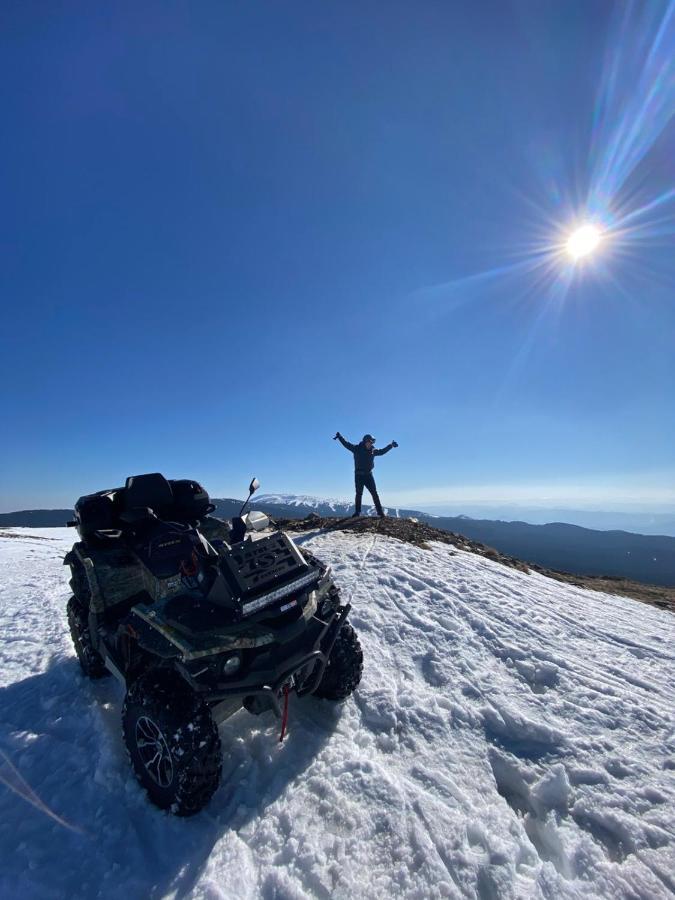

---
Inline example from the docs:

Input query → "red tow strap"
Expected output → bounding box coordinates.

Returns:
[279,684,290,742]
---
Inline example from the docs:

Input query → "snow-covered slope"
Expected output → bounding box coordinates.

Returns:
[1,527,674,899]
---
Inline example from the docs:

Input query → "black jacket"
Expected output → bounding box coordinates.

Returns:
[337,435,394,473]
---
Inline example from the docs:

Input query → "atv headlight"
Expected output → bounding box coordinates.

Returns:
[221,652,242,677]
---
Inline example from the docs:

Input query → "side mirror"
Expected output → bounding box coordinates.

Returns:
[239,477,261,517]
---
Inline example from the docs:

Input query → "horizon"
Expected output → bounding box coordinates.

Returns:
[3,486,675,537]
[1,3,673,520]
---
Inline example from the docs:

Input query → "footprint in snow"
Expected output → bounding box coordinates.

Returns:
[419,652,449,688]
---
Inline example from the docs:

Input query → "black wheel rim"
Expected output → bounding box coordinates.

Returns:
[135,716,174,788]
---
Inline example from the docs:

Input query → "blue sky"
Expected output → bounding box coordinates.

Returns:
[1,1,673,513]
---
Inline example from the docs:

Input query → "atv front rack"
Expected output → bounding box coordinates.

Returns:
[220,532,307,597]
[239,568,321,617]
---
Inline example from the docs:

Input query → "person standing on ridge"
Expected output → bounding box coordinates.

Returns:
[334,432,398,517]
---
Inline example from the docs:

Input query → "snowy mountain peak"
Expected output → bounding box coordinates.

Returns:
[255,493,392,515]
[256,493,351,510]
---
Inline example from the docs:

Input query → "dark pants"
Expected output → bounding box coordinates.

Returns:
[355,471,383,516]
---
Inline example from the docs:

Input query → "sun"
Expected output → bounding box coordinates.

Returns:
[566,224,602,261]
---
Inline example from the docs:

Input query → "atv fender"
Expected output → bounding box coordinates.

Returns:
[123,612,182,661]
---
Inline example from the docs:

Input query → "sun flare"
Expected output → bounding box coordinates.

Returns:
[566,224,602,260]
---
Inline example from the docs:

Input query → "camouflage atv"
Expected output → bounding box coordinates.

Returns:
[64,473,362,815]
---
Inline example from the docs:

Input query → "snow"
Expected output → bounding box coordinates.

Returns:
[257,494,398,517]
[256,494,353,511]
[1,526,674,899]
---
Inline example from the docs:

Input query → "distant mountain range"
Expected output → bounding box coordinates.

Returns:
[2,494,674,587]
[420,505,675,537]
[0,509,72,528]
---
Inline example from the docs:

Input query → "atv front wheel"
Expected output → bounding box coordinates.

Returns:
[122,671,222,816]
[66,596,109,679]
[315,622,363,701]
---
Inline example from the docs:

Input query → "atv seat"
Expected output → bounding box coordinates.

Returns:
[74,473,215,546]
[123,474,214,524]
[119,474,218,579]
[124,473,173,518]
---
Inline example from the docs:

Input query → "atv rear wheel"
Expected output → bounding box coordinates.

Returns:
[122,671,222,816]
[66,596,109,679]
[314,622,363,701]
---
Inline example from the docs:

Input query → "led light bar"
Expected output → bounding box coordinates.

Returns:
[241,570,321,617]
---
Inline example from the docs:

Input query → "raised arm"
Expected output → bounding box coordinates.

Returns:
[335,432,356,452]
[374,440,398,456]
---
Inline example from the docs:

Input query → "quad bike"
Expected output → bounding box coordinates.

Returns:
[64,473,363,815]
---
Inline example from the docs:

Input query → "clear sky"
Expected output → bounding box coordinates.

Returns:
[1,1,673,513]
